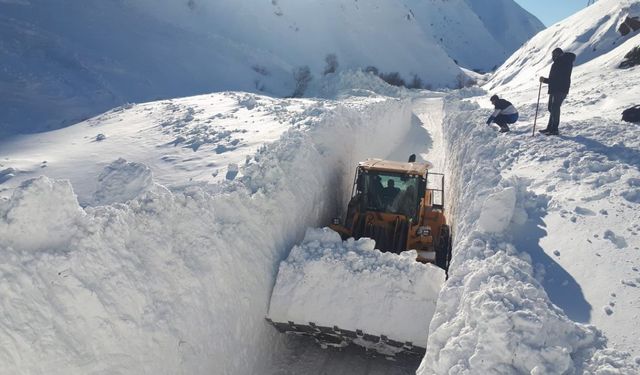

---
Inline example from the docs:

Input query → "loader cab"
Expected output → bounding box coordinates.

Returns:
[356,169,422,223]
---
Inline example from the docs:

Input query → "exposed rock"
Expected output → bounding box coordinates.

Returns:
[619,45,640,69]
[618,16,640,36]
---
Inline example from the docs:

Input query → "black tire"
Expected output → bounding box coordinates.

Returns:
[435,224,452,272]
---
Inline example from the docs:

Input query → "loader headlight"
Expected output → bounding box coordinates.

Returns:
[416,226,431,236]
[332,217,341,225]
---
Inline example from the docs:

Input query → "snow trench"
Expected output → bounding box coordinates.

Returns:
[0,97,415,374]
[418,96,636,374]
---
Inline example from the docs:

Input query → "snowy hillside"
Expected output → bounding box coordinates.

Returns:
[0,0,542,136]
[487,0,640,98]
[464,0,545,54]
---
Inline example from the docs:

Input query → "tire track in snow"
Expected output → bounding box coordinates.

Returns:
[411,97,446,173]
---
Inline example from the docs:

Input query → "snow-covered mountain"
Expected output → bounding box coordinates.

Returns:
[464,0,545,55]
[0,0,542,137]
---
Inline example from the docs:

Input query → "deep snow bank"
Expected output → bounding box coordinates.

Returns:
[0,91,348,202]
[267,227,444,350]
[0,96,415,374]
[418,97,638,374]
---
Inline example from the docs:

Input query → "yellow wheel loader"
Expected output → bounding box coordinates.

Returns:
[266,155,452,357]
[329,155,452,270]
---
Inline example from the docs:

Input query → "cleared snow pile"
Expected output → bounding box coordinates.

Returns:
[93,158,159,205]
[267,227,444,354]
[417,95,639,373]
[0,90,420,374]
[0,177,85,253]
[310,70,409,99]
[477,186,517,233]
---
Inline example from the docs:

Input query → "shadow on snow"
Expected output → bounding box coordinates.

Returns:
[563,135,640,171]
[510,197,592,323]
[386,113,433,163]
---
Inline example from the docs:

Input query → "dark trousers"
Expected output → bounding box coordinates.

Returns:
[494,113,518,130]
[547,93,567,132]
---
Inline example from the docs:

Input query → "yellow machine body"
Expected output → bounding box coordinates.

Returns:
[330,158,451,269]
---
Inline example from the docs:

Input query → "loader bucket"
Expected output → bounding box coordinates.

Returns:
[266,228,445,357]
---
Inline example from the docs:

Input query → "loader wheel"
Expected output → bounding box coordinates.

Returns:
[435,225,452,271]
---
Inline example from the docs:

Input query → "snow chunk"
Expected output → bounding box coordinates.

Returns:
[478,187,517,233]
[0,176,84,252]
[237,95,258,110]
[604,230,628,249]
[575,206,596,216]
[93,158,154,205]
[225,163,239,180]
[621,189,640,203]
[267,227,445,348]
[0,167,16,184]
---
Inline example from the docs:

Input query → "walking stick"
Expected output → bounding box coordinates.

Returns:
[532,81,542,137]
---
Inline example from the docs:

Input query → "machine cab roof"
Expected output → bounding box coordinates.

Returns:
[358,158,434,177]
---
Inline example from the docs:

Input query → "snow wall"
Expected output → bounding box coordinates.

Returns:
[0,97,415,374]
[418,93,637,374]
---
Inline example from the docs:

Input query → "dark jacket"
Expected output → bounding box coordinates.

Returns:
[545,52,576,94]
[493,98,513,111]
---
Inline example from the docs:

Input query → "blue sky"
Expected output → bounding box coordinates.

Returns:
[514,0,587,26]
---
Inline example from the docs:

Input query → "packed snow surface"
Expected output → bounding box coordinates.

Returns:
[267,227,444,349]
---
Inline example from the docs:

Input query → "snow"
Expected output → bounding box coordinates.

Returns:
[487,0,640,98]
[0,92,329,202]
[0,0,541,137]
[475,1,640,362]
[92,159,157,206]
[3,56,640,371]
[2,0,640,372]
[416,0,640,365]
[267,227,444,350]
[418,88,639,372]
[477,186,518,233]
[0,177,85,253]
[0,74,426,374]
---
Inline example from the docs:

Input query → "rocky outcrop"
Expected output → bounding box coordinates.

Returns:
[618,15,640,36]
[619,45,640,68]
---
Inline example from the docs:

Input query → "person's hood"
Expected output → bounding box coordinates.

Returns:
[553,52,576,64]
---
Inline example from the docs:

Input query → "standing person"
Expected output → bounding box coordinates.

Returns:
[539,48,576,135]
[487,95,519,133]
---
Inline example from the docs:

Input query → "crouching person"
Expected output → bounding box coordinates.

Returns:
[487,95,519,133]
